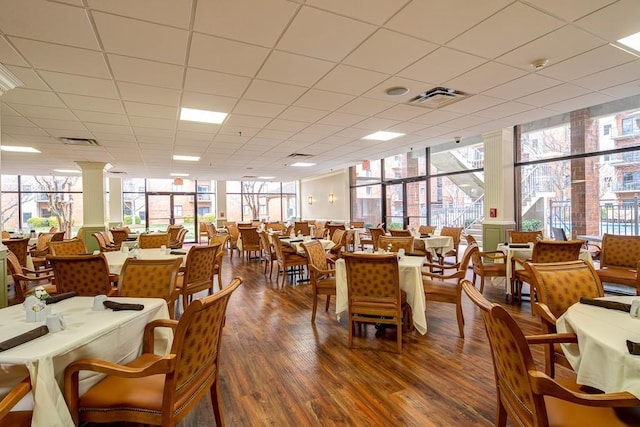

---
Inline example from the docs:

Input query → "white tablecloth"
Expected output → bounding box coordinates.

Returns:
[0,296,171,427]
[335,255,428,335]
[557,296,640,398]
[415,235,454,257]
[493,244,593,295]
[103,248,188,275]
[282,238,334,255]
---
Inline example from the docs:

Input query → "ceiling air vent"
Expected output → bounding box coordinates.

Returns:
[59,137,99,146]
[241,175,257,179]
[287,153,313,158]
[108,171,127,175]
[408,87,468,109]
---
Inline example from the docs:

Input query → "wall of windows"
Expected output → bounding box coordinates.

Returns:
[226,181,297,222]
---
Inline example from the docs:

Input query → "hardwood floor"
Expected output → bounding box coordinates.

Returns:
[173,250,574,427]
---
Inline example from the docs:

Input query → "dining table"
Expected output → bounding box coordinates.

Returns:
[0,296,171,427]
[102,247,189,275]
[335,253,428,335]
[413,235,454,259]
[556,295,640,398]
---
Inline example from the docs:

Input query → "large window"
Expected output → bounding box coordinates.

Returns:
[226,181,297,222]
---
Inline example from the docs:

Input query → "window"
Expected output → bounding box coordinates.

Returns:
[604,124,611,135]
[365,187,372,195]
[622,118,636,135]
[174,205,183,216]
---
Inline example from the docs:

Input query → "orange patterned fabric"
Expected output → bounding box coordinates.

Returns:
[293,222,310,235]
[302,240,329,272]
[418,225,436,235]
[389,229,412,237]
[49,255,113,296]
[239,228,261,251]
[378,236,414,253]
[344,254,399,301]
[600,233,640,268]
[508,230,542,244]
[138,233,169,249]
[3,238,29,267]
[49,239,87,256]
[530,240,583,263]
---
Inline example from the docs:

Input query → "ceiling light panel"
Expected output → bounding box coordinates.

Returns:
[179,107,227,124]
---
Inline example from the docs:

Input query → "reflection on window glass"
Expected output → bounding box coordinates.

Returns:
[351,160,381,186]
[429,174,484,229]
[351,185,381,228]
[226,180,297,222]
[384,151,426,180]
[430,143,483,174]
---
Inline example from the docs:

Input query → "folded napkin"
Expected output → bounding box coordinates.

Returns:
[103,301,144,311]
[170,250,186,255]
[405,252,426,257]
[579,297,631,312]
[289,239,303,243]
[420,234,430,238]
[627,340,640,355]
[0,326,49,352]
[45,291,76,304]
[508,243,530,248]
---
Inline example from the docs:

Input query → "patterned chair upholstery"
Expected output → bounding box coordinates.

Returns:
[0,376,32,426]
[440,226,463,264]
[258,231,277,279]
[31,232,65,269]
[49,239,88,256]
[176,244,218,311]
[388,229,412,237]
[462,280,640,427]
[110,229,129,249]
[326,229,349,261]
[7,250,57,303]
[117,258,182,318]
[166,225,184,242]
[342,253,410,353]
[421,242,477,338]
[92,232,118,252]
[508,230,543,244]
[238,227,261,261]
[210,234,230,289]
[293,221,310,236]
[525,260,603,377]
[138,233,169,249]
[377,236,414,253]
[512,240,583,300]
[168,228,188,249]
[326,224,346,240]
[595,233,640,295]
[2,237,30,267]
[64,278,243,427]
[301,240,336,323]
[466,235,506,294]
[48,254,116,296]
[226,225,240,258]
[272,237,308,287]
[418,225,436,235]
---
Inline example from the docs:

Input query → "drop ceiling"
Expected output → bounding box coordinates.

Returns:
[0,0,639,181]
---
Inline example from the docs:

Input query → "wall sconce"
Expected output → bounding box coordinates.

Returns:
[307,195,313,205]
[328,192,336,204]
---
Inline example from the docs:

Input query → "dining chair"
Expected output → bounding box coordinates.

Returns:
[176,244,218,311]
[64,277,243,427]
[511,240,584,301]
[377,236,414,253]
[461,280,640,427]
[258,231,277,278]
[48,238,88,256]
[595,233,640,295]
[293,221,310,236]
[301,240,336,323]
[326,228,349,261]
[199,221,210,243]
[421,242,478,338]
[168,228,188,249]
[92,231,118,252]
[267,222,285,232]
[525,260,604,378]
[326,223,346,239]
[389,229,412,237]
[439,226,463,264]
[118,257,183,318]
[110,228,129,249]
[166,224,184,242]
[1,230,9,239]
[0,376,32,426]
[368,227,386,251]
[7,250,57,303]
[48,254,117,296]
[466,234,506,294]
[209,234,230,289]
[418,225,436,235]
[238,227,261,261]
[226,224,240,258]
[342,253,410,353]
[138,233,169,249]
[2,237,30,268]
[272,236,308,287]
[508,229,543,244]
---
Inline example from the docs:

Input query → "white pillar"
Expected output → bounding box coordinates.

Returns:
[76,161,107,227]
[482,128,516,249]
[216,181,227,228]
[108,176,123,228]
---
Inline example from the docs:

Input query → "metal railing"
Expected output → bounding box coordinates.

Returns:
[550,197,640,236]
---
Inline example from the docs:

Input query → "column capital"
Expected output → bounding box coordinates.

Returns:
[75,161,109,172]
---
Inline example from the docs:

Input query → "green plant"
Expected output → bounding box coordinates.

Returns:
[183,214,194,224]
[202,213,216,223]
[124,215,133,225]
[27,217,45,228]
[522,219,542,231]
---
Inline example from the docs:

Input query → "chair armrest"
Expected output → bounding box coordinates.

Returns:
[422,261,460,270]
[529,371,640,407]
[308,264,335,276]
[0,376,31,420]
[480,251,506,261]
[512,255,531,265]
[65,355,176,379]
[143,319,179,353]
[422,270,465,281]
[525,333,577,345]
[532,302,558,326]
[14,272,55,282]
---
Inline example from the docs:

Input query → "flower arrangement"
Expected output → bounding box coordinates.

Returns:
[24,286,51,322]
[31,286,50,302]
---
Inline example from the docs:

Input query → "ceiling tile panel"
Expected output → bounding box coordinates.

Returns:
[116,82,180,106]
[189,33,270,77]
[317,112,367,127]
[441,94,505,114]
[375,104,427,121]
[87,0,193,28]
[314,65,388,96]
[123,101,178,119]
[474,101,534,119]
[265,119,308,132]
[306,0,408,25]
[184,68,251,98]
[544,92,614,113]
[243,80,307,105]
[3,89,66,108]
[73,110,129,125]
[233,99,287,118]
[482,74,562,100]
[338,97,395,116]
[538,45,635,81]
[572,60,640,90]
[278,106,330,123]
[5,66,49,90]
[343,29,437,74]
[258,51,336,87]
[181,92,238,113]
[108,54,184,89]
[60,94,124,114]
[0,36,29,66]
[293,89,354,111]
[445,61,527,94]
[516,83,590,107]
[575,0,640,41]
[39,71,118,98]
[399,48,487,85]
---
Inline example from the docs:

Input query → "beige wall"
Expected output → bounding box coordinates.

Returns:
[300,169,350,221]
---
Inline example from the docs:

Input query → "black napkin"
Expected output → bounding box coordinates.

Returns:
[170,250,186,255]
[420,234,430,238]
[508,243,530,248]
[627,340,640,355]
[45,292,76,304]
[103,301,144,311]
[0,326,49,352]
[405,253,426,257]
[289,239,303,243]
[579,297,631,312]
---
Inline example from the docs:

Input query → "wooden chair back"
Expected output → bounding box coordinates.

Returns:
[389,229,412,237]
[110,229,129,248]
[169,228,188,249]
[418,225,436,235]
[378,236,414,253]
[530,240,583,263]
[326,223,346,239]
[508,230,542,244]
[293,221,310,236]
[599,233,640,269]
[368,228,386,251]
[182,245,217,291]
[0,376,32,426]
[166,225,184,242]
[138,233,169,249]
[48,239,88,256]
[2,237,30,267]
[49,254,113,296]
[349,221,364,228]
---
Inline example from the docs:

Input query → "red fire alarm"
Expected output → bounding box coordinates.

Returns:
[489,208,497,218]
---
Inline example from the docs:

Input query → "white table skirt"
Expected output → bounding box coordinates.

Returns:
[0,296,171,427]
[103,248,188,275]
[286,239,335,255]
[557,296,640,398]
[415,235,454,257]
[335,255,428,335]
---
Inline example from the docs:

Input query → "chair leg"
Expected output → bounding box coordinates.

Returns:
[311,293,318,323]
[479,276,485,294]
[181,290,188,312]
[397,316,403,353]
[217,270,223,290]
[456,297,465,338]
[210,381,225,427]
[325,295,331,312]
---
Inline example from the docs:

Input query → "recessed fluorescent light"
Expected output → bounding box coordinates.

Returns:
[290,162,316,167]
[618,32,640,52]
[258,176,275,179]
[362,131,405,141]
[173,155,200,162]
[179,107,227,124]
[170,173,189,177]
[1,146,40,153]
[54,169,81,174]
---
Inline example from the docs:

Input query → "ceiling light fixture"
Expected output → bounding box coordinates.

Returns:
[385,86,410,96]
[0,146,40,153]
[290,162,315,167]
[179,107,227,124]
[618,32,640,52]
[362,131,405,141]
[173,155,200,162]
[53,169,81,174]
[170,173,189,177]
[258,176,275,180]
[530,58,549,70]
